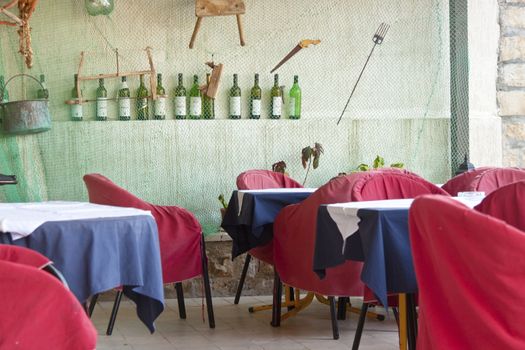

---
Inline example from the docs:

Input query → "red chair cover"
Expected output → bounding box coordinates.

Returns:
[236,170,303,190]
[410,195,525,349]
[0,244,51,269]
[236,170,303,264]
[0,260,97,349]
[474,180,525,232]
[442,167,525,196]
[273,168,448,296]
[83,174,202,284]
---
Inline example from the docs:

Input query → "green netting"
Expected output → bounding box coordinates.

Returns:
[0,0,468,235]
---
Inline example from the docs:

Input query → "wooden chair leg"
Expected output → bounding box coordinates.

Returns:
[201,236,215,328]
[352,303,369,350]
[175,282,186,319]
[88,293,99,317]
[329,296,340,340]
[189,17,203,49]
[234,254,251,304]
[106,290,123,336]
[236,14,245,46]
[271,269,282,327]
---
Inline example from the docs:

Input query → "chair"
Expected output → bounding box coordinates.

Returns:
[409,195,525,349]
[474,180,525,231]
[83,173,215,334]
[0,244,68,286]
[273,169,448,338]
[234,169,303,305]
[442,167,525,196]
[0,248,97,349]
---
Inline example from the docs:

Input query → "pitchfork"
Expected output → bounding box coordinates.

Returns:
[337,23,390,125]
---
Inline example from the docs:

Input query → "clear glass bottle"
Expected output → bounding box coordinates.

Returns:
[288,75,301,119]
[174,73,187,120]
[229,74,241,119]
[71,74,83,121]
[154,73,166,120]
[270,74,282,119]
[250,74,261,119]
[96,78,108,121]
[202,73,215,119]
[118,76,131,121]
[136,74,149,120]
[188,75,202,120]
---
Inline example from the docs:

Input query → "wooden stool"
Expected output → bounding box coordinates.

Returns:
[189,0,246,49]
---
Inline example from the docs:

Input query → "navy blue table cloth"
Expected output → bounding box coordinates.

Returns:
[0,215,164,333]
[222,190,312,258]
[313,206,416,308]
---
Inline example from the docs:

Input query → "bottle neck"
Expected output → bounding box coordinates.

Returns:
[157,75,162,86]
[40,75,45,83]
[254,74,259,86]
[99,80,104,87]
[274,75,279,87]
[193,76,199,85]
[178,74,183,85]
[139,76,145,85]
[233,75,238,86]
[294,76,299,85]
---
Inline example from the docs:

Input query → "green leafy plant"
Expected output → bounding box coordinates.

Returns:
[218,194,228,209]
[301,142,324,186]
[356,155,404,171]
[272,161,288,175]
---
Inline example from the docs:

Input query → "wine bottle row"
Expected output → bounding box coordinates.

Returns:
[68,73,302,121]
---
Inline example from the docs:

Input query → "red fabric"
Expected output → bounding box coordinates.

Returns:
[236,170,303,264]
[0,244,51,269]
[0,260,97,349]
[442,167,525,196]
[236,170,303,190]
[474,180,525,232]
[273,168,448,296]
[410,195,525,350]
[83,174,202,284]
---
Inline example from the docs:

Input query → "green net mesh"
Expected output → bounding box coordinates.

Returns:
[0,0,468,235]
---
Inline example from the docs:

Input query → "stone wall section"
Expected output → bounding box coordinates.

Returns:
[499,0,525,166]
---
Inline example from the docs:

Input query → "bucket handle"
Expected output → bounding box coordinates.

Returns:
[0,73,45,103]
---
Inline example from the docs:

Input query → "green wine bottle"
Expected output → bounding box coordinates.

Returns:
[189,75,201,119]
[118,76,131,121]
[174,73,187,120]
[202,73,215,119]
[154,73,166,120]
[136,74,149,120]
[229,74,241,119]
[250,73,261,119]
[0,76,8,123]
[96,78,108,121]
[288,75,301,119]
[37,74,49,99]
[71,74,83,121]
[270,74,282,119]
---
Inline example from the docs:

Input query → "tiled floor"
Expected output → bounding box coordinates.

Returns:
[93,296,399,350]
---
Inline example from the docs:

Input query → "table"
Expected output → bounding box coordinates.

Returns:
[0,214,165,333]
[222,188,316,258]
[313,197,483,349]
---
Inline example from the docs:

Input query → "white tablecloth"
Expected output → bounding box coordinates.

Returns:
[326,196,484,242]
[236,188,317,215]
[0,201,152,240]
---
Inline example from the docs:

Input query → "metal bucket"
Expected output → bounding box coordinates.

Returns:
[1,74,51,135]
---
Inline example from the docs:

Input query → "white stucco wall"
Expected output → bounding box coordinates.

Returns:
[469,0,502,166]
